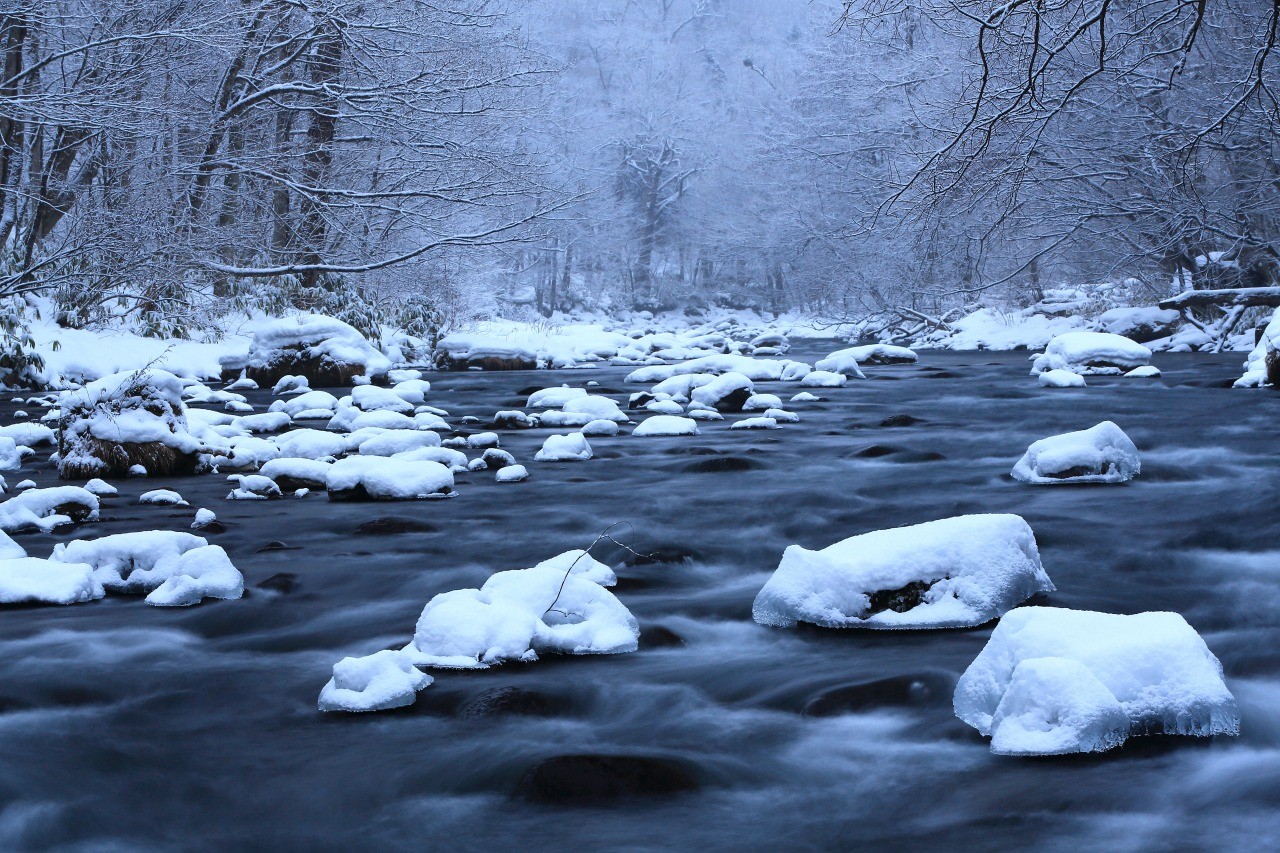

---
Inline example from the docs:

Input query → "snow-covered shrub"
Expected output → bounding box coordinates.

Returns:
[236,314,390,387]
[56,369,207,479]
[0,301,48,390]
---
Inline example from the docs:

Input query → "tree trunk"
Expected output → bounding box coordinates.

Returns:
[297,24,343,289]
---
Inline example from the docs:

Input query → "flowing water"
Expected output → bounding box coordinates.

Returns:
[2,348,1279,851]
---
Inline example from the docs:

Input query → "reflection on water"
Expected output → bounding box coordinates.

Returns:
[1,349,1278,849]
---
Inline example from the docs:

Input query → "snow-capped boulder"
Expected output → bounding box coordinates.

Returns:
[0,486,100,533]
[535,433,592,462]
[799,370,847,388]
[139,488,187,506]
[581,419,620,437]
[953,607,1240,755]
[56,369,207,479]
[753,514,1053,630]
[1037,369,1086,388]
[645,399,684,415]
[689,372,753,412]
[356,430,441,457]
[404,560,638,669]
[50,531,243,606]
[527,386,588,408]
[1234,307,1280,389]
[318,649,433,713]
[238,315,390,386]
[269,390,339,419]
[1012,421,1140,484]
[0,529,25,559]
[274,428,347,460]
[1031,332,1152,375]
[847,344,918,365]
[434,333,537,371]
[731,416,779,430]
[562,395,628,423]
[633,416,699,437]
[0,423,55,448]
[326,456,454,500]
[496,464,528,483]
[0,557,104,605]
[226,474,283,501]
[350,385,414,415]
[259,458,333,490]
[742,393,783,412]
[1098,306,1180,344]
[813,350,868,378]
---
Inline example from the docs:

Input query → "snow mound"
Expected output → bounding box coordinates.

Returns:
[0,529,25,559]
[1012,421,1140,484]
[528,386,588,408]
[0,557,104,605]
[139,489,187,506]
[753,514,1053,630]
[1234,307,1279,388]
[562,395,627,423]
[633,416,699,437]
[357,430,441,457]
[496,464,528,483]
[581,419,620,437]
[799,370,846,388]
[0,486,100,533]
[326,456,454,500]
[269,390,339,419]
[1032,332,1152,375]
[813,350,868,379]
[1037,369,1086,388]
[404,559,638,669]
[689,372,753,412]
[238,314,390,386]
[535,433,592,462]
[318,649,433,713]
[1125,365,1161,378]
[954,607,1240,755]
[50,531,242,606]
[57,369,207,479]
[274,428,347,459]
[731,416,779,430]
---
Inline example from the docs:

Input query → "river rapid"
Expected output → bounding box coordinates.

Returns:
[2,348,1278,851]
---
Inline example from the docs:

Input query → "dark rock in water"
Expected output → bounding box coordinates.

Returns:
[195,520,228,534]
[803,671,955,717]
[713,386,752,414]
[624,544,703,566]
[256,573,299,594]
[515,754,698,803]
[867,578,941,614]
[437,353,536,371]
[481,449,516,470]
[925,371,960,379]
[457,686,558,720]
[328,484,453,501]
[855,445,897,458]
[684,455,762,474]
[895,450,946,463]
[629,392,657,410]
[880,414,922,427]
[493,411,532,429]
[354,517,439,535]
[641,625,685,648]
[257,541,298,552]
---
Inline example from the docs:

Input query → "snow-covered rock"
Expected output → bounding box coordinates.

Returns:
[581,419,620,437]
[1037,369,1086,388]
[496,464,528,483]
[83,478,118,496]
[237,314,390,386]
[753,514,1053,630]
[954,607,1240,755]
[632,415,699,437]
[56,369,208,479]
[404,560,638,669]
[350,385,414,414]
[1011,421,1140,484]
[226,474,283,500]
[139,488,187,506]
[326,456,454,500]
[1031,332,1152,375]
[0,486,100,533]
[730,416,779,430]
[562,395,627,423]
[535,433,592,462]
[318,649,433,713]
[268,390,339,419]
[50,531,242,606]
[645,399,685,415]
[258,457,333,489]
[434,333,538,370]
[356,430,441,457]
[1098,306,1180,344]
[813,350,868,378]
[1125,365,1161,378]
[527,386,588,408]
[0,529,25,559]
[799,370,846,388]
[689,372,753,412]
[1234,307,1280,388]
[0,556,104,605]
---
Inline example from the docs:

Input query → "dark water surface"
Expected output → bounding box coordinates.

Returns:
[2,349,1279,851]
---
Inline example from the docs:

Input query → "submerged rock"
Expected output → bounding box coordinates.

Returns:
[514,754,698,803]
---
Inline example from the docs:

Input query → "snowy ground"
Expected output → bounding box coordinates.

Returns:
[1,346,1278,848]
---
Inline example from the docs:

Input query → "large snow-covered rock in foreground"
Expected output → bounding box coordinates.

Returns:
[753,514,1053,630]
[1031,332,1152,375]
[0,557,104,605]
[326,456,454,500]
[1234,307,1280,389]
[1012,421,1140,484]
[237,315,390,386]
[404,559,639,669]
[954,607,1240,756]
[318,649,433,713]
[57,369,207,479]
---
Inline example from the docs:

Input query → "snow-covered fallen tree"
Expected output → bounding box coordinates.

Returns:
[753,514,1053,630]
[953,607,1239,756]
[57,369,211,479]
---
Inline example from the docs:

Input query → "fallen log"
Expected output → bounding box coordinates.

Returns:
[1159,287,1280,311]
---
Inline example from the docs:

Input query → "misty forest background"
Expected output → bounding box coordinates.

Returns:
[2,0,1279,343]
